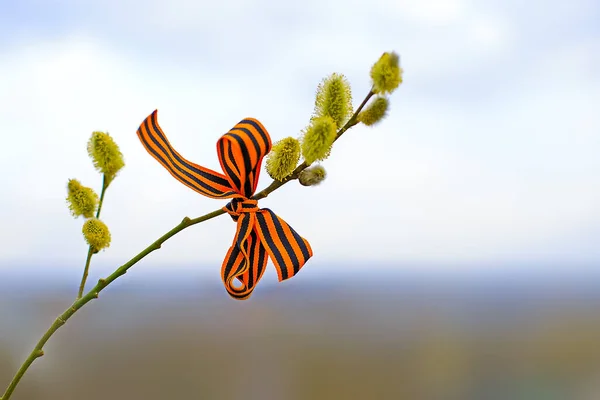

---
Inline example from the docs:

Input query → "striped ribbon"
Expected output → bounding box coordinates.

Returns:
[136,110,313,299]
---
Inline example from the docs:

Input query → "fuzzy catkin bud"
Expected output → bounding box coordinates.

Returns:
[299,165,327,186]
[358,97,389,126]
[265,137,301,181]
[87,131,125,185]
[66,179,99,218]
[301,116,337,165]
[82,218,111,252]
[313,73,353,128]
[370,52,403,95]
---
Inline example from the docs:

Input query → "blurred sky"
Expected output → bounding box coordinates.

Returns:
[0,0,598,278]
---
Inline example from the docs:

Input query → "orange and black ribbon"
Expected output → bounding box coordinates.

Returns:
[136,110,313,299]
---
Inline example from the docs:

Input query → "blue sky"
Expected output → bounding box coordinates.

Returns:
[0,0,598,278]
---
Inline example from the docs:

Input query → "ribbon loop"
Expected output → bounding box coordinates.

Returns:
[217,119,271,198]
[137,110,313,300]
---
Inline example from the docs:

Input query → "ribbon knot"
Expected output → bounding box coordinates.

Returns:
[224,198,259,221]
[136,110,313,300]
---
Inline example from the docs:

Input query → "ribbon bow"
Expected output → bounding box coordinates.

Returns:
[136,110,313,299]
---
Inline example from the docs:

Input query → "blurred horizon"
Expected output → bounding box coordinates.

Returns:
[4,259,600,294]
[3,263,600,399]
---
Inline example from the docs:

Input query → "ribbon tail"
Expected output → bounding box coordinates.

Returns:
[254,208,313,282]
[221,245,248,299]
[242,229,269,292]
[221,214,267,300]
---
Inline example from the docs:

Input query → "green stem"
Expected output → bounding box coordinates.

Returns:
[0,89,374,400]
[77,175,108,299]
[77,247,94,300]
[95,175,107,219]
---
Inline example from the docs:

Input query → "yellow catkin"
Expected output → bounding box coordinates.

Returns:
[370,52,403,94]
[82,218,111,252]
[358,97,389,126]
[301,116,337,164]
[299,165,327,186]
[66,179,99,218]
[87,131,125,184]
[266,137,301,181]
[314,73,353,128]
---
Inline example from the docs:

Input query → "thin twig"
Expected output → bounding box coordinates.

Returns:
[77,174,109,299]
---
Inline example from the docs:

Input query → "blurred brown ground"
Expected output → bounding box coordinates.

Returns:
[2,273,600,399]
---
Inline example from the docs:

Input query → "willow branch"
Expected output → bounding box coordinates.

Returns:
[0,89,375,400]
